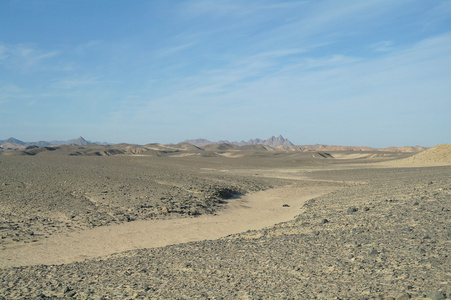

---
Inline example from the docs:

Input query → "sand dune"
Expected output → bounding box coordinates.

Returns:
[382,144,451,167]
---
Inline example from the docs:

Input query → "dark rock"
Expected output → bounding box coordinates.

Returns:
[347,207,358,214]
[369,249,379,255]
[395,292,411,299]
[426,290,445,300]
[67,290,77,297]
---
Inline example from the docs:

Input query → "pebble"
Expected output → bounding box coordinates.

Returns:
[395,292,411,299]
[347,206,358,214]
[427,290,446,300]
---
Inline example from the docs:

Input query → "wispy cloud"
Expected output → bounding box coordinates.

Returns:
[126,31,451,128]
[179,0,305,18]
[75,40,102,53]
[152,42,197,58]
[369,41,394,53]
[251,48,309,59]
[0,43,60,71]
[53,77,103,90]
[2,0,449,145]
[0,44,7,60]
[421,1,451,32]
[0,84,29,104]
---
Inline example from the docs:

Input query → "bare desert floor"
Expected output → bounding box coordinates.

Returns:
[0,145,450,299]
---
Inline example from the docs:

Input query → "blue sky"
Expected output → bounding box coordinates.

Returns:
[1,0,450,147]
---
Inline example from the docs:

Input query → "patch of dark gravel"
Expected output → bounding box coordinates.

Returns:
[0,155,290,246]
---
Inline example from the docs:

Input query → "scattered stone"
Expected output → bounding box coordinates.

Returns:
[395,292,411,299]
[426,290,446,300]
[63,286,73,294]
[369,249,379,255]
[347,206,358,214]
[0,152,449,300]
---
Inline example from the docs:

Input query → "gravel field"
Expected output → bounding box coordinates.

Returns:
[0,152,290,247]
[0,147,450,299]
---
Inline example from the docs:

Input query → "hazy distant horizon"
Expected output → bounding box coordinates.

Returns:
[1,1,450,147]
[0,134,440,149]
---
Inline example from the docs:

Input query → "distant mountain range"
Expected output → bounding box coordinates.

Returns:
[0,137,104,147]
[1,135,428,154]
[183,135,294,148]
[182,136,427,152]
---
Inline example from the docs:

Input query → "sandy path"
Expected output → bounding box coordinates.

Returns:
[1,184,339,268]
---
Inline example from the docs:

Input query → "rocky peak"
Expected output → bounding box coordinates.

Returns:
[68,137,90,146]
[183,135,294,148]
[0,137,26,145]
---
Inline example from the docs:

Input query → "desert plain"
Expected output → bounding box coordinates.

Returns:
[0,143,450,299]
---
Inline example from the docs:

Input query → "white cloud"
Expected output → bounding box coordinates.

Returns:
[152,42,196,58]
[0,44,8,60]
[75,40,102,53]
[178,0,303,18]
[133,31,451,124]
[53,77,103,90]
[0,83,36,106]
[422,0,451,31]
[0,43,60,71]
[2,0,449,145]
[369,41,394,52]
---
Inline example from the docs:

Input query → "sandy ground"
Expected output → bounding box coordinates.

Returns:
[1,183,339,268]
[1,145,450,299]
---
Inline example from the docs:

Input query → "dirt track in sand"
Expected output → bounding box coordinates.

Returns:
[1,184,339,267]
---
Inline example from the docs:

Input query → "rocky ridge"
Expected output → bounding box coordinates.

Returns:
[1,136,429,156]
[0,137,105,149]
[183,137,427,153]
[184,135,294,148]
